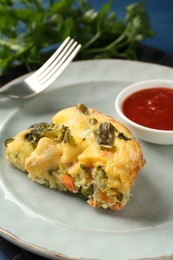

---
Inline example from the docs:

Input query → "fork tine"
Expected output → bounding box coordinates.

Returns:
[36,44,81,89]
[35,38,76,81]
[29,36,72,79]
[37,41,80,84]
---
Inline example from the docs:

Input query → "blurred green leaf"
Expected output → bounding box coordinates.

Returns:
[51,0,73,13]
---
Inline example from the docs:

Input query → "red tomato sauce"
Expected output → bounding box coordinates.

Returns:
[122,87,173,130]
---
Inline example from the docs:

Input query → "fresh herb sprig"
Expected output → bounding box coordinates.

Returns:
[0,0,154,75]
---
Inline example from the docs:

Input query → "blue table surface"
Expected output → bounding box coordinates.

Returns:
[0,1,173,260]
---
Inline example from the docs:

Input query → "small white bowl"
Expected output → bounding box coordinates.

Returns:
[115,79,173,145]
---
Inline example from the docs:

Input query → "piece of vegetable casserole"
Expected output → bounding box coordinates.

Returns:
[5,104,145,210]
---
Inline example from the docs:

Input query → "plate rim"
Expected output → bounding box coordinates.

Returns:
[1,59,173,260]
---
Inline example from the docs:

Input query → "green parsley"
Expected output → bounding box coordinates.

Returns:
[0,0,154,75]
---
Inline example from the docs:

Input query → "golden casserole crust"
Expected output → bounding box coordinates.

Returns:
[5,104,145,210]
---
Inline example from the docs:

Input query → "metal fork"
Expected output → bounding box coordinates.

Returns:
[0,37,81,99]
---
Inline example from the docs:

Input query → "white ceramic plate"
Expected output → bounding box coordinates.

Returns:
[1,60,173,260]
